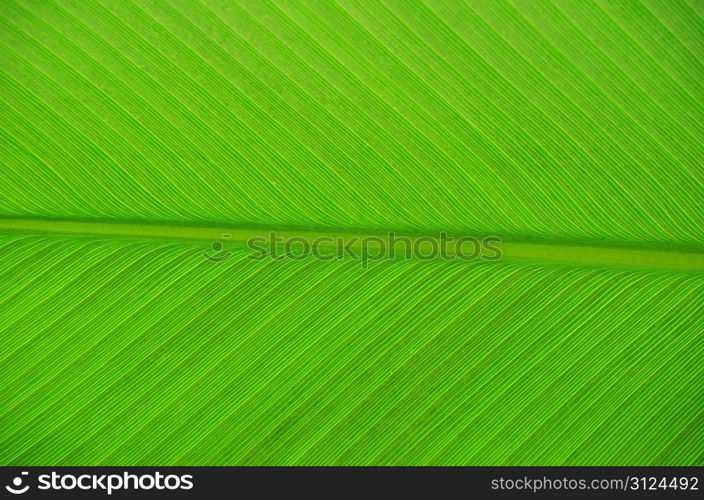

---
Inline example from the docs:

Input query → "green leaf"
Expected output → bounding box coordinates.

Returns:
[1,0,702,465]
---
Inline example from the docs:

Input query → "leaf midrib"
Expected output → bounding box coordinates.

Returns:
[1,216,702,274]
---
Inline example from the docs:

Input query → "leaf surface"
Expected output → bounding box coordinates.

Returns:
[0,0,702,465]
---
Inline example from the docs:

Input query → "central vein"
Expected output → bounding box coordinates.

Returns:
[0,217,702,274]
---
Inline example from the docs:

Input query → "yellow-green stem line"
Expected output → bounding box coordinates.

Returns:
[0,216,702,274]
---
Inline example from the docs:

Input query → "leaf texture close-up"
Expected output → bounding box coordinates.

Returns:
[0,0,703,466]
